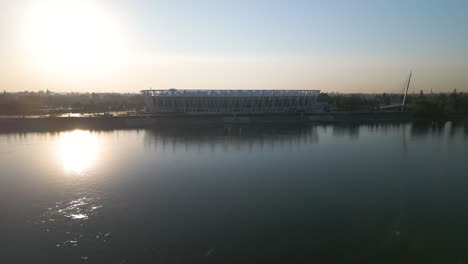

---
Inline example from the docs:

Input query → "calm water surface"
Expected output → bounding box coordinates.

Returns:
[1,123,468,263]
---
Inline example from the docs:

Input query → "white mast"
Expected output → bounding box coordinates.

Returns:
[401,71,412,112]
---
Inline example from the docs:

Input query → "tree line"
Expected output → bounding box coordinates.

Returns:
[318,90,468,116]
[0,91,145,115]
[1,90,468,117]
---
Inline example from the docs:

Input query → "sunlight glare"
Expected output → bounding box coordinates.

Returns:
[22,0,126,77]
[58,130,99,175]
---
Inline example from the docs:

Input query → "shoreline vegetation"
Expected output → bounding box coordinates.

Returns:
[1,90,468,132]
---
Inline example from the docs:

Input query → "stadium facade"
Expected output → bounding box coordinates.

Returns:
[141,89,321,114]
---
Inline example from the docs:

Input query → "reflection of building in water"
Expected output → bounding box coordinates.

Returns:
[332,124,360,139]
[410,121,468,139]
[143,125,319,153]
[141,122,468,153]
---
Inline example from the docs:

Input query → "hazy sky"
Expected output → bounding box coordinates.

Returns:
[1,0,467,93]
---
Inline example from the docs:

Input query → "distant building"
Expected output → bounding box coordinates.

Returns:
[141,89,322,114]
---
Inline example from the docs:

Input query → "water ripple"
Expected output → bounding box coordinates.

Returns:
[31,195,111,249]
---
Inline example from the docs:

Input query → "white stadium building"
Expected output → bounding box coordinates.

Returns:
[141,89,321,114]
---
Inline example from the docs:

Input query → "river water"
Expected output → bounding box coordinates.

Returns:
[1,122,468,263]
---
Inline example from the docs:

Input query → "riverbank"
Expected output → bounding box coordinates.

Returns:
[1,112,467,132]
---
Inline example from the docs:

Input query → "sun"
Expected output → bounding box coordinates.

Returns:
[22,0,126,77]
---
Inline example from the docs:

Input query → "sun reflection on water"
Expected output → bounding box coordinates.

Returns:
[32,195,107,249]
[58,130,99,174]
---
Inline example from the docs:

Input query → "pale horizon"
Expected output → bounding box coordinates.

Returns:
[1,0,467,94]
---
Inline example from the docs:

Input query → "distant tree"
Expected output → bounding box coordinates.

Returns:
[71,102,82,110]
[317,93,332,103]
[381,93,391,105]
[448,89,462,112]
